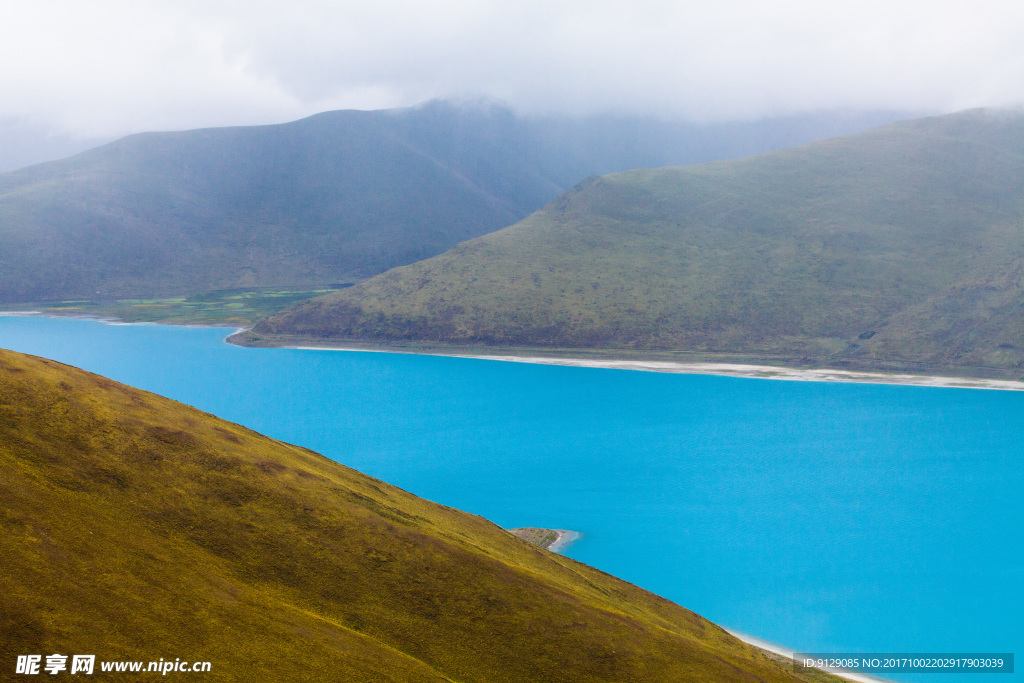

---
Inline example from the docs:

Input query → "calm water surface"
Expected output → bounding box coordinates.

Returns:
[2,316,1021,682]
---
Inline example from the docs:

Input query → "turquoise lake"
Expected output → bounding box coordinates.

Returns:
[2,316,1021,682]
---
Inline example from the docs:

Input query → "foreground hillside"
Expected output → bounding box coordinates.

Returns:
[0,101,903,304]
[250,109,1024,378]
[0,348,820,682]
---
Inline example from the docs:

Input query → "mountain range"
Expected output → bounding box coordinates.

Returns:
[247,109,1024,378]
[0,101,905,303]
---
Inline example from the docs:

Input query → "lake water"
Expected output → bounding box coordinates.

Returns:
[2,316,1021,682]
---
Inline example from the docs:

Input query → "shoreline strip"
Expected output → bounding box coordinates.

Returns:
[6,315,1020,391]
[468,355,1024,391]
[508,527,581,553]
[546,530,581,553]
[282,344,1024,391]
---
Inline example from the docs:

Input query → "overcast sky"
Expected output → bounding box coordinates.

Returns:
[2,0,1023,138]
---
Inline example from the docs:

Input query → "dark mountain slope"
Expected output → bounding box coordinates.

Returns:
[0,102,905,303]
[0,105,542,302]
[248,109,1024,377]
[0,348,825,682]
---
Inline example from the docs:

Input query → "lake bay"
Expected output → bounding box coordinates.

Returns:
[1,316,1020,682]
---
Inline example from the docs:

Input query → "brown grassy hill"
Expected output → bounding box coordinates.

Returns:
[0,348,822,682]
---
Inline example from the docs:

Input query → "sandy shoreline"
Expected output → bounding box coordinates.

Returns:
[507,527,581,553]
[277,341,1024,391]
[474,355,1024,391]
[546,529,581,553]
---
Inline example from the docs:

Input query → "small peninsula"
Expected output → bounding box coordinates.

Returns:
[508,527,582,552]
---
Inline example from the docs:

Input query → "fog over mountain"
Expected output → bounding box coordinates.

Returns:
[0,101,908,301]
[1,1,1020,155]
[250,109,1024,379]
[0,119,113,173]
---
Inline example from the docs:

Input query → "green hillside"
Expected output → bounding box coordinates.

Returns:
[0,348,827,681]
[0,103,550,303]
[248,109,1024,378]
[0,101,905,306]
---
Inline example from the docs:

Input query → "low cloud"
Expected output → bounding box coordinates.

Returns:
[2,0,1023,137]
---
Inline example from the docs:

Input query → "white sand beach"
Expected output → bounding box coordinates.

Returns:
[466,355,1024,391]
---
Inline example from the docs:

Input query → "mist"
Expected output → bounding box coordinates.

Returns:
[1,1,1021,141]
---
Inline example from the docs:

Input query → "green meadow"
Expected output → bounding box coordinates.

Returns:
[4,288,349,326]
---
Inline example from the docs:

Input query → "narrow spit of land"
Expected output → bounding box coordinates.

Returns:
[508,527,581,553]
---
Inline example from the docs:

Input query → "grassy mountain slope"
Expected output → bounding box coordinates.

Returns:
[0,102,906,304]
[0,348,822,682]
[249,109,1024,377]
[0,104,544,303]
